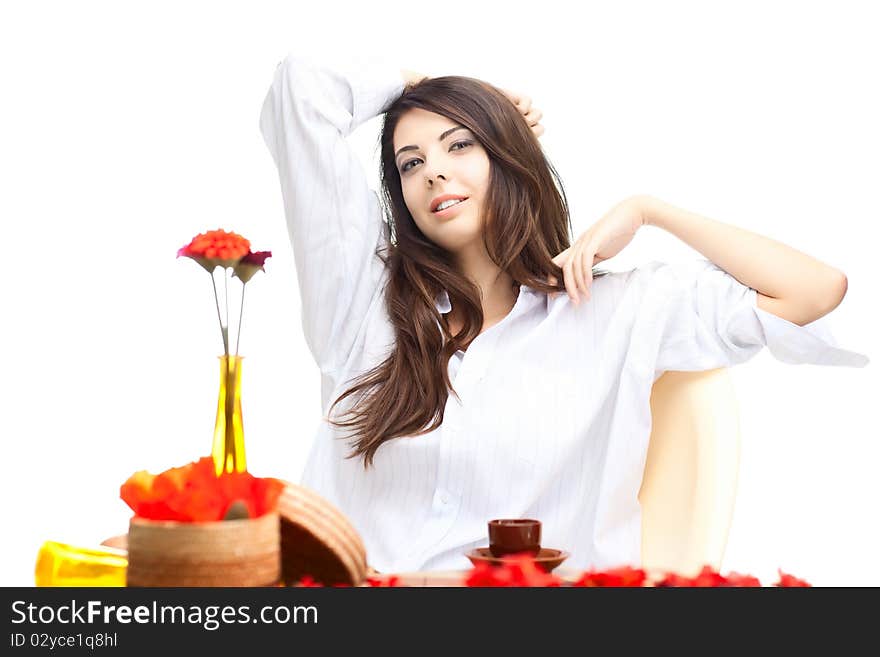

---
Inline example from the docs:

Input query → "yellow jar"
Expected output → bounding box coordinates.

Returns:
[35,541,128,587]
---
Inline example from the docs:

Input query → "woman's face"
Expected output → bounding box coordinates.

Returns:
[393,108,491,254]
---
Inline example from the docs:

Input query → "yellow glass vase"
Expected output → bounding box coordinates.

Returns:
[212,355,247,475]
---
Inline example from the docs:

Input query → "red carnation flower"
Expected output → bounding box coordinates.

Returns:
[234,250,273,283]
[178,229,251,272]
[177,229,272,356]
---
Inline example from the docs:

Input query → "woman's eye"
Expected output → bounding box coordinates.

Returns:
[400,140,473,173]
[401,158,421,173]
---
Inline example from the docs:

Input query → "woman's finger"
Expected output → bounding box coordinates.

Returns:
[550,247,570,268]
[547,274,559,299]
[549,247,570,299]
[571,243,585,299]
[548,250,566,299]
[501,88,530,114]
[562,250,580,305]
[580,248,595,300]
[524,108,543,126]
[500,88,519,102]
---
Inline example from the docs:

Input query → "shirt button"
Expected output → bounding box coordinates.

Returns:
[440,493,450,505]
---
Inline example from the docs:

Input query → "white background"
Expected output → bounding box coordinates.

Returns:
[1,0,877,586]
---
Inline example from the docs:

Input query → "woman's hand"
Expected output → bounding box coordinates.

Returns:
[547,196,650,304]
[500,88,545,138]
[402,71,544,138]
[400,69,429,89]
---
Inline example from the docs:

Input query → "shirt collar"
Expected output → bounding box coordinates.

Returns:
[434,289,452,314]
[433,284,544,315]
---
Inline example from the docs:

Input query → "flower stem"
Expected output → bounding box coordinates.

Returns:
[210,267,229,355]
[224,268,230,347]
[235,283,246,357]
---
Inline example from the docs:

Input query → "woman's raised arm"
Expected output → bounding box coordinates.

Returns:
[259,53,406,373]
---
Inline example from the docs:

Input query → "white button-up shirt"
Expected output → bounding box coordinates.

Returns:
[259,52,870,574]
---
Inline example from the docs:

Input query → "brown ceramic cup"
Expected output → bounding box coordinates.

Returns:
[488,518,541,558]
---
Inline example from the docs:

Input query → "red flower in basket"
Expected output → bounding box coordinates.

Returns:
[120,456,285,522]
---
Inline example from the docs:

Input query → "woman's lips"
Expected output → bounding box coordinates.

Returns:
[432,197,468,218]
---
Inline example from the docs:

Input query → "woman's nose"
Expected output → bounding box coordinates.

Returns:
[426,172,447,186]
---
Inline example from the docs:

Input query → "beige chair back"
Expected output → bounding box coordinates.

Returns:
[638,368,741,576]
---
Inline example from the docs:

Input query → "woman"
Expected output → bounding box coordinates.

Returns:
[259,53,868,575]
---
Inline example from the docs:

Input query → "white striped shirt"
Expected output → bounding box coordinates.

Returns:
[259,52,870,574]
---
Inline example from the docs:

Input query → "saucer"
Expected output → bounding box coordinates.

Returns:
[465,547,569,572]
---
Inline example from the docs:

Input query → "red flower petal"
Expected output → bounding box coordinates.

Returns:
[233,250,272,283]
[724,572,762,587]
[572,565,648,587]
[120,457,284,522]
[178,229,252,272]
[366,576,401,587]
[464,554,562,587]
[294,575,324,587]
[774,569,812,587]
[240,251,272,267]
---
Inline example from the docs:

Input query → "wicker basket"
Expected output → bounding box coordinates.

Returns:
[126,511,280,587]
[278,482,368,586]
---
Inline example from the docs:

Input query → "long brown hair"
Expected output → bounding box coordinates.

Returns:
[327,75,609,469]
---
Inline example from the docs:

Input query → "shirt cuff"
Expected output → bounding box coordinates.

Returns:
[738,289,870,367]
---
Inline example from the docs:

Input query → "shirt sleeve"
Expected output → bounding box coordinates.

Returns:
[631,259,871,374]
[258,52,405,373]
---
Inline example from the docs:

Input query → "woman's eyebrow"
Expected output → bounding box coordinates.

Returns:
[395,125,469,160]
